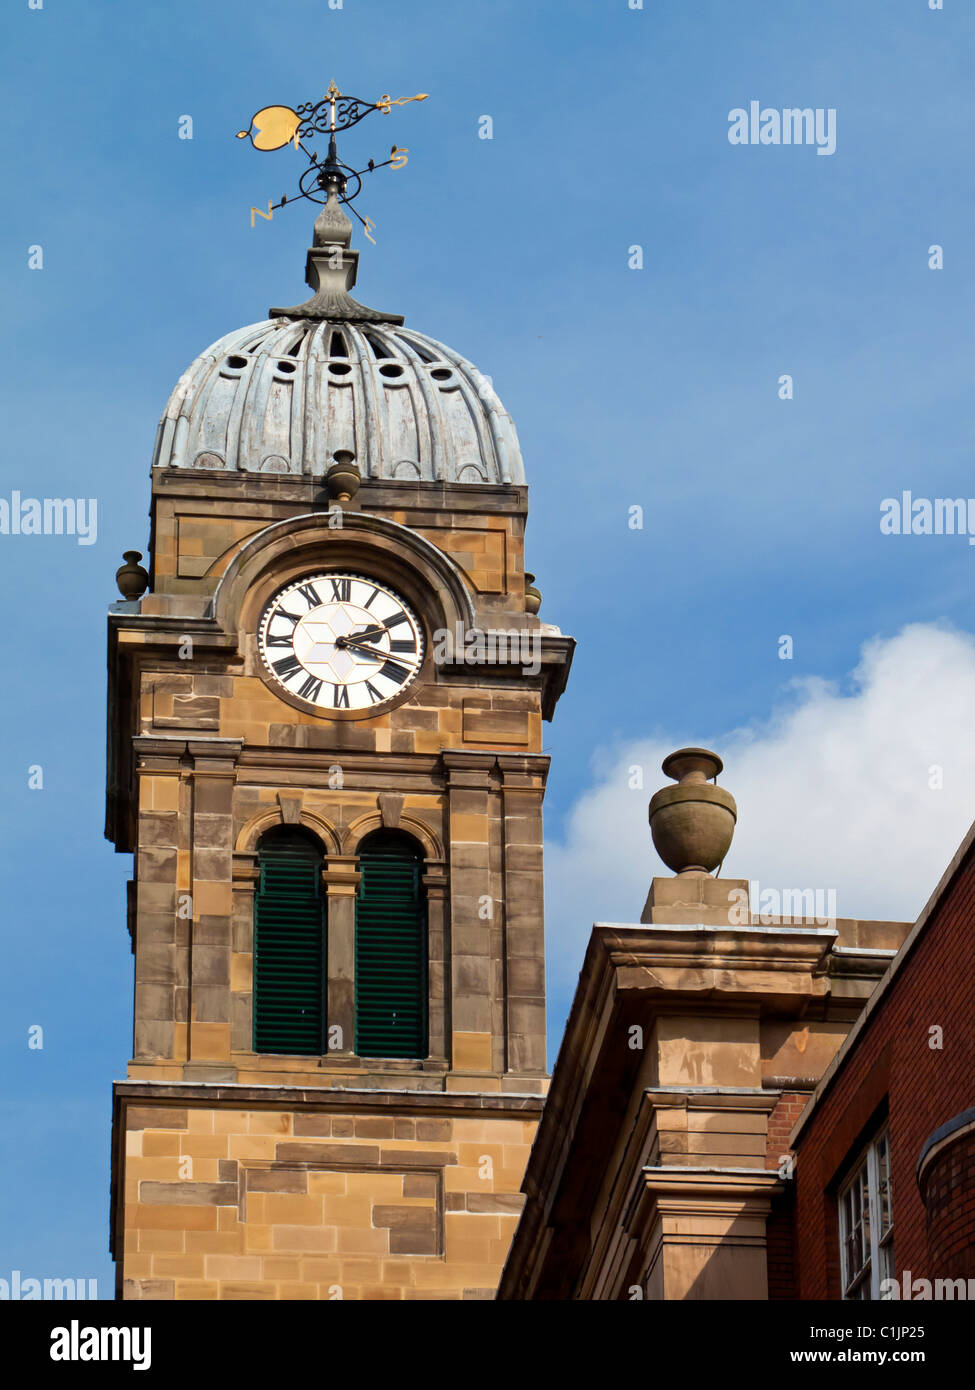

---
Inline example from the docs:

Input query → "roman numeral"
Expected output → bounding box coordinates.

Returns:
[296,582,322,608]
[273,654,303,681]
[297,673,323,702]
[363,587,380,609]
[384,611,410,630]
[333,685,350,709]
[390,639,416,654]
[265,606,302,646]
[329,577,351,601]
[379,659,410,686]
[365,681,383,704]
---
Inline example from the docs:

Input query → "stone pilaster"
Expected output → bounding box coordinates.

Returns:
[423,860,449,1065]
[230,851,258,1054]
[323,854,360,1056]
[131,737,188,1065]
[443,751,498,1077]
[498,755,548,1076]
[185,738,242,1079]
[630,1169,783,1300]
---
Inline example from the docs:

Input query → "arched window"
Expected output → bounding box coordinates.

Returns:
[355,830,428,1058]
[253,827,326,1055]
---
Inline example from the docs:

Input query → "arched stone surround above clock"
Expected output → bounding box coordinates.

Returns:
[212,509,477,644]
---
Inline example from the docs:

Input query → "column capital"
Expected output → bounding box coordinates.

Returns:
[323,854,361,895]
[496,753,550,786]
[441,749,497,788]
[232,851,259,887]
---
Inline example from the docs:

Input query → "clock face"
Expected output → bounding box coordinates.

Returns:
[258,573,424,712]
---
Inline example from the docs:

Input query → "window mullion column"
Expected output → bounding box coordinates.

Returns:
[323,855,360,1056]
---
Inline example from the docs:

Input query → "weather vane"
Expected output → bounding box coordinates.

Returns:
[237,80,428,243]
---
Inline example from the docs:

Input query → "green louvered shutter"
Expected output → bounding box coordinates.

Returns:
[355,835,427,1058]
[253,831,325,1055]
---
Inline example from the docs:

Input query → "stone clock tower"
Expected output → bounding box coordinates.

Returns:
[106,188,573,1300]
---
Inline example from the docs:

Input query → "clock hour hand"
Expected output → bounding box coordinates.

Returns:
[348,624,387,644]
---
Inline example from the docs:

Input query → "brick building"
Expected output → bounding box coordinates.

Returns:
[788,815,975,1299]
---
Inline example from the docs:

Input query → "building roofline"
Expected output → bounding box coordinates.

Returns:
[790,812,975,1146]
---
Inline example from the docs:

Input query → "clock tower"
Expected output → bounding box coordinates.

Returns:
[106,172,573,1299]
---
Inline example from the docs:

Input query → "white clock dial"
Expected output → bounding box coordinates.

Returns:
[258,573,424,712]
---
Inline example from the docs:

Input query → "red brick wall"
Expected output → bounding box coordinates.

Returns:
[767,1091,811,1170]
[766,1090,812,1300]
[921,1129,975,1280]
[791,850,975,1298]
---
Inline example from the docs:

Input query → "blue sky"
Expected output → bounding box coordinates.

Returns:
[2,0,973,1293]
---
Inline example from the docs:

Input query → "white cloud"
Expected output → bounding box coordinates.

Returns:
[544,623,975,1004]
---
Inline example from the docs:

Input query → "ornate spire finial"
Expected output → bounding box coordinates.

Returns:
[237,80,429,323]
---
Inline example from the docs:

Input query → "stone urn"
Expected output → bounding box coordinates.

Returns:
[524,572,542,616]
[325,450,361,502]
[115,550,149,600]
[648,747,737,876]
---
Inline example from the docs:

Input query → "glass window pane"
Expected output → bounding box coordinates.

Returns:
[877,1134,892,1235]
[839,1128,894,1301]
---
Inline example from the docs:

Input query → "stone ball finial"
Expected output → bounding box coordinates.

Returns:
[115,550,149,600]
[325,451,361,503]
[648,747,737,876]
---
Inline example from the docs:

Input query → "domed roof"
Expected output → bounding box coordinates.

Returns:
[151,317,525,485]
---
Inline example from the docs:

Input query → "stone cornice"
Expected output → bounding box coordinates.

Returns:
[150,467,529,517]
[112,1079,544,1118]
[597,920,836,977]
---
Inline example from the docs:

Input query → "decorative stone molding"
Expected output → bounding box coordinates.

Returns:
[631,1168,784,1300]
[277,791,303,825]
[233,806,341,855]
[377,791,404,829]
[211,510,477,640]
[341,810,444,860]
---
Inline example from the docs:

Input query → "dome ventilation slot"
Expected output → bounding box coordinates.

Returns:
[399,335,435,363]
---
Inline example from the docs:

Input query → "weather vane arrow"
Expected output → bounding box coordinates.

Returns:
[237,81,429,242]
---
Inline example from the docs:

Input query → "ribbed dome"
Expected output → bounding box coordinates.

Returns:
[151,317,525,485]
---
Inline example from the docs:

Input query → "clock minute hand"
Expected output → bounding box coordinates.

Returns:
[339,637,411,670]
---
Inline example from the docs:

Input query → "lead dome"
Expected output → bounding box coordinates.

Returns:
[151,318,525,485]
[151,186,525,486]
